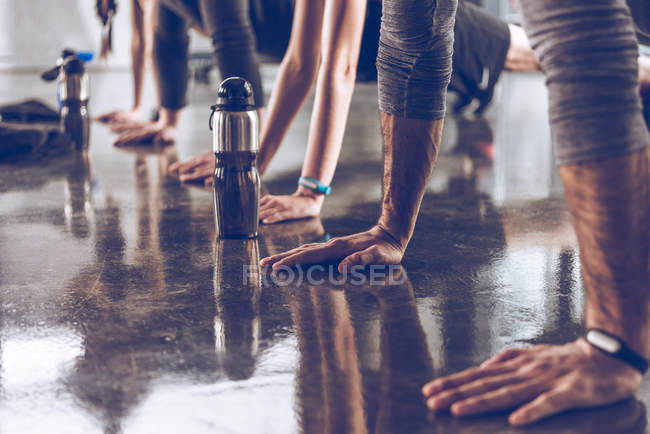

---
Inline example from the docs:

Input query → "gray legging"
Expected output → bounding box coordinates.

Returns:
[377,0,650,165]
[154,0,264,110]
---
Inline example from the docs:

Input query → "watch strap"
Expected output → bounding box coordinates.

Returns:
[586,328,648,375]
[298,176,331,196]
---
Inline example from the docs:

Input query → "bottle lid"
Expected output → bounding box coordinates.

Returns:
[61,48,77,59]
[215,77,255,111]
[77,52,94,63]
[63,57,85,75]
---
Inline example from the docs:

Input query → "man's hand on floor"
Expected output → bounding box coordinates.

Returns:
[422,339,642,426]
[168,151,215,184]
[260,225,404,272]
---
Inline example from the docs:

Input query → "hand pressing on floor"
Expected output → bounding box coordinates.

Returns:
[112,121,176,146]
[112,108,179,147]
[96,108,142,125]
[168,151,215,184]
[260,225,404,272]
[422,339,643,426]
[259,188,324,224]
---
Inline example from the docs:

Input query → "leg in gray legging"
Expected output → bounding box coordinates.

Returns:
[154,3,190,110]
[154,0,264,110]
[519,0,649,164]
[198,0,265,107]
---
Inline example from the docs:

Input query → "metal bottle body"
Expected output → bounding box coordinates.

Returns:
[212,109,260,238]
[60,101,90,150]
[59,70,90,150]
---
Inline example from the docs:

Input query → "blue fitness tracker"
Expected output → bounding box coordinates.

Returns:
[298,176,331,196]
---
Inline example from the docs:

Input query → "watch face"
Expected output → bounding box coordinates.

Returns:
[587,330,622,353]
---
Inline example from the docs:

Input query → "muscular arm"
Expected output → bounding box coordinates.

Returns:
[422,0,650,425]
[261,0,454,265]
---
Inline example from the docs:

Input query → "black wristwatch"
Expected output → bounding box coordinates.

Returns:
[585,329,649,375]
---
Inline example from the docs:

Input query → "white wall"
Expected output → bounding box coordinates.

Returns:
[0,0,133,70]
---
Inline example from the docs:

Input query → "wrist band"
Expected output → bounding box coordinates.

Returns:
[586,329,649,374]
[298,176,331,196]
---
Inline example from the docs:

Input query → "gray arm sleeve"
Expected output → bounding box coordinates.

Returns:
[519,0,649,165]
[377,0,458,120]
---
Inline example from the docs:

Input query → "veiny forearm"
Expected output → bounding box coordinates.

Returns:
[560,149,650,357]
[378,115,444,248]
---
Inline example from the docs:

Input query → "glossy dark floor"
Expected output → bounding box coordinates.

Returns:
[0,70,648,433]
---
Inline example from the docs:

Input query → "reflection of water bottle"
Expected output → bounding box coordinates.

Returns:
[213,239,261,380]
[64,151,94,238]
[59,57,90,150]
[210,77,260,239]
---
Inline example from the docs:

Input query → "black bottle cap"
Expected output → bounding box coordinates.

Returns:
[61,48,77,59]
[215,77,255,111]
[63,57,85,74]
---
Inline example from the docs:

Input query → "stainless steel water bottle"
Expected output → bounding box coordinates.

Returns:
[210,77,260,238]
[59,57,90,150]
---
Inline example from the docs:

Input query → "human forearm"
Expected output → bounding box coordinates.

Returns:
[560,149,650,357]
[299,66,356,186]
[258,58,319,174]
[257,0,324,176]
[377,114,443,249]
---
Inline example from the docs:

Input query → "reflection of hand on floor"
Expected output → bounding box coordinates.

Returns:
[112,121,176,147]
[422,339,642,426]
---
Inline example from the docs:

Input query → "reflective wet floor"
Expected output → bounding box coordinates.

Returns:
[0,70,649,433]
